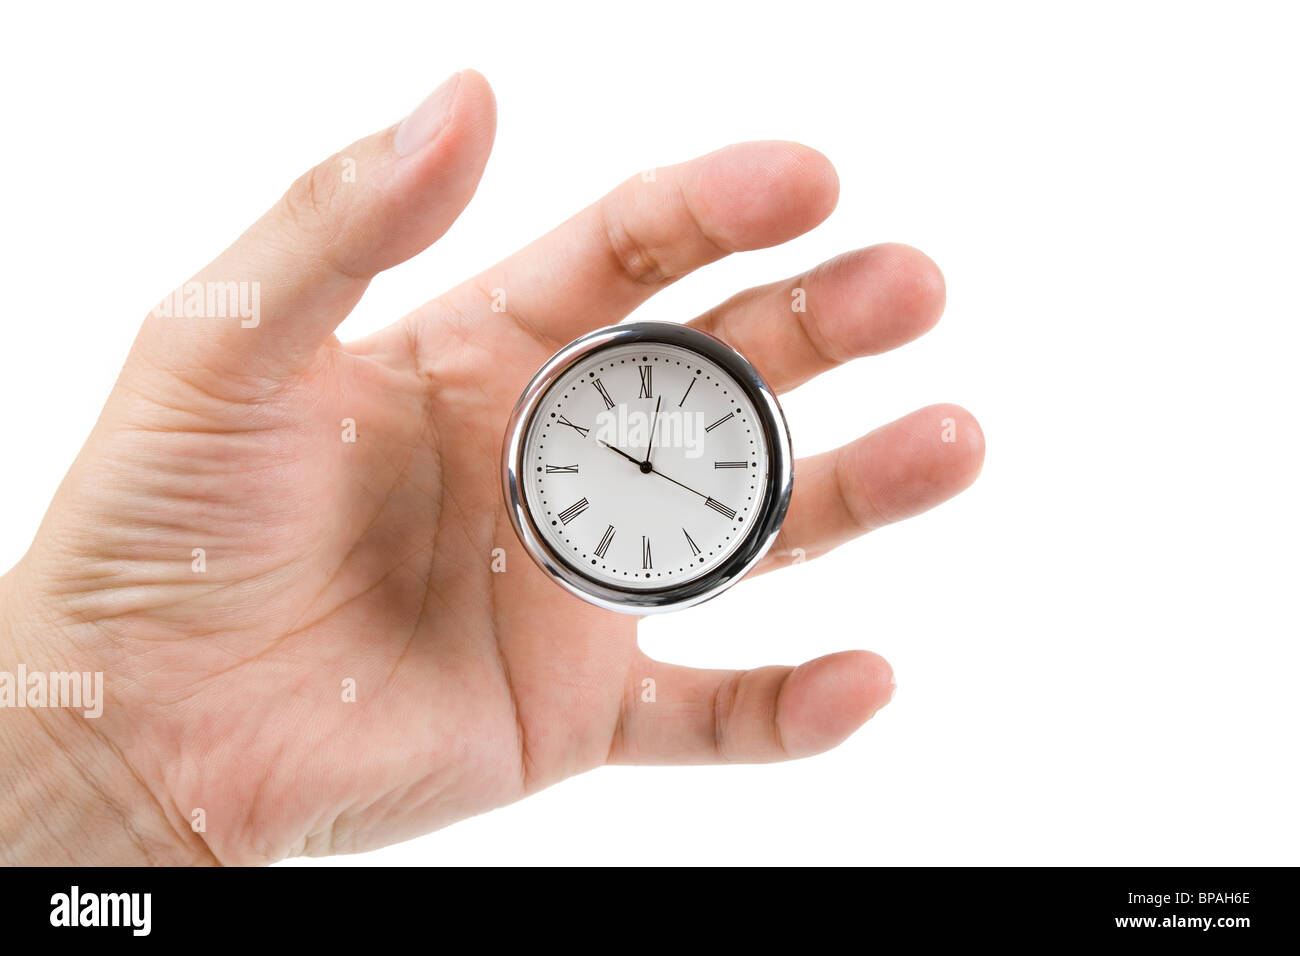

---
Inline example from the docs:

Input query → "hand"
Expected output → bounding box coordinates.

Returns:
[0,71,984,865]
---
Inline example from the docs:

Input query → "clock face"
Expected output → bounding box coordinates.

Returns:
[520,340,771,591]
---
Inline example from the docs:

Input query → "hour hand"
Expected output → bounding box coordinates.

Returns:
[597,439,645,469]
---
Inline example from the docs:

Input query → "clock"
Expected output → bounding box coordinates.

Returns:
[502,321,793,613]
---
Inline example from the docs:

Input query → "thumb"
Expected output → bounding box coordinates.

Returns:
[137,70,496,380]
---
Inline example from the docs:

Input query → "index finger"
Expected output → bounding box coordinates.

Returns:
[442,141,839,347]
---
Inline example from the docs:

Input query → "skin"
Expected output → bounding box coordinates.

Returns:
[0,71,984,865]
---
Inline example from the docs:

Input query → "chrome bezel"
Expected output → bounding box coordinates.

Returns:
[501,321,793,614]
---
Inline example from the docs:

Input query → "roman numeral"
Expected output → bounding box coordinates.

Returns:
[557,415,589,438]
[638,365,653,398]
[545,464,579,474]
[679,377,696,407]
[592,378,615,409]
[705,411,734,432]
[714,460,747,469]
[705,497,737,520]
[683,528,701,556]
[595,524,615,559]
[558,498,589,525]
[642,535,653,569]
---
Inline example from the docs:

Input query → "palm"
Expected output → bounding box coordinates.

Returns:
[12,73,982,863]
[273,317,641,855]
[94,316,633,861]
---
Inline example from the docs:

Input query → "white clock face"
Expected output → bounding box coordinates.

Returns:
[521,341,771,590]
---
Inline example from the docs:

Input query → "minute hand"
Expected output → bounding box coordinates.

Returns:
[643,396,662,466]
[602,439,716,504]
[648,465,709,501]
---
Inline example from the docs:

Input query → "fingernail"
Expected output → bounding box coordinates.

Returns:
[394,73,462,157]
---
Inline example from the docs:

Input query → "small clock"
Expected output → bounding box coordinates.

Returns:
[502,321,793,613]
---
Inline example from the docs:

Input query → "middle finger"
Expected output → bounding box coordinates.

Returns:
[689,243,946,393]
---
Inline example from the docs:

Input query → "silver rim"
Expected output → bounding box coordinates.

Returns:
[501,321,794,614]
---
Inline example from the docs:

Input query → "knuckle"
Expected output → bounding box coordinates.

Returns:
[599,201,672,286]
[711,672,744,762]
[280,162,344,241]
[834,448,888,533]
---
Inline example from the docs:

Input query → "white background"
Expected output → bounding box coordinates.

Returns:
[2,1,1296,865]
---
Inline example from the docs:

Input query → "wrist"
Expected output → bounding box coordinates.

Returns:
[0,563,217,865]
